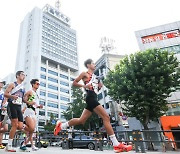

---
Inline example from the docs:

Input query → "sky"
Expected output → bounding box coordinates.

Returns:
[1,0,180,78]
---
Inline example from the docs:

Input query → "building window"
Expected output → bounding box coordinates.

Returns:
[98,93,103,100]
[60,105,68,110]
[104,90,108,97]
[48,77,58,83]
[60,81,69,87]
[40,82,46,87]
[106,103,109,109]
[60,88,69,94]
[48,102,58,108]
[48,70,58,76]
[39,121,45,126]
[40,91,46,96]
[39,111,45,116]
[48,93,58,99]
[60,96,70,102]
[70,78,75,81]
[39,101,45,106]
[60,74,68,80]
[41,74,46,79]
[41,67,46,72]
[48,112,58,118]
[48,84,58,90]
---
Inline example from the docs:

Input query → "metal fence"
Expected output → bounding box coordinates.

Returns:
[2,129,180,153]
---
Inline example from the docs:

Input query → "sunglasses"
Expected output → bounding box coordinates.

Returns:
[35,83,40,85]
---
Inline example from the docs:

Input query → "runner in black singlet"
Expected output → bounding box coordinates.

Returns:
[54,59,132,153]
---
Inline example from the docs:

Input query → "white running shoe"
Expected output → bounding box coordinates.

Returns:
[6,145,16,152]
[32,146,39,151]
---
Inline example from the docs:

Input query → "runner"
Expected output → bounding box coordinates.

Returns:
[54,59,132,152]
[4,71,27,152]
[0,79,8,149]
[22,79,43,151]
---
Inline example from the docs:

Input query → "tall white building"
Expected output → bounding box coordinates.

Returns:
[15,4,79,131]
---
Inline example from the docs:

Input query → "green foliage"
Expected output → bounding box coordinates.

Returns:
[62,86,100,130]
[104,49,180,129]
[44,113,56,131]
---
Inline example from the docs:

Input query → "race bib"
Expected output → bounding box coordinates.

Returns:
[12,97,22,105]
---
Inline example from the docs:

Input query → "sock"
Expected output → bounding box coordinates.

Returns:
[8,139,13,146]
[22,142,26,147]
[61,122,69,130]
[109,134,119,146]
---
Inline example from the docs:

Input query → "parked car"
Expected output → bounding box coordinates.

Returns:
[73,135,96,150]
[36,140,49,148]
[51,141,62,147]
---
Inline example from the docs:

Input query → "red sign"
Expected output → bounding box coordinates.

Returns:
[141,30,180,44]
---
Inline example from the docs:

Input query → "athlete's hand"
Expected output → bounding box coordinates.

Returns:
[39,104,43,109]
[1,107,6,111]
[98,82,103,90]
[29,101,35,105]
[12,95,18,100]
[22,109,25,113]
[83,84,92,89]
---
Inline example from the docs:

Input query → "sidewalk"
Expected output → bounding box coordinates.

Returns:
[0,147,180,153]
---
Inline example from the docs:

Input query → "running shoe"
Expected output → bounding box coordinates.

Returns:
[54,121,62,136]
[0,144,5,149]
[6,145,16,152]
[113,143,132,153]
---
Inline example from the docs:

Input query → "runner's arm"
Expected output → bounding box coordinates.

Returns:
[22,106,27,113]
[4,83,18,100]
[1,97,8,110]
[23,91,34,105]
[73,72,86,88]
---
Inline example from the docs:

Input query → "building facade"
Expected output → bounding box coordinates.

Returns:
[15,4,79,131]
[94,53,130,128]
[135,21,180,116]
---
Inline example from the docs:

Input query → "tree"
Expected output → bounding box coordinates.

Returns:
[62,86,100,131]
[104,48,180,130]
[44,113,56,132]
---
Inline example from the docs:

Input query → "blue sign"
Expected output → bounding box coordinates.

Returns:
[51,120,56,125]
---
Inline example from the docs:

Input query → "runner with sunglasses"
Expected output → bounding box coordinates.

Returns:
[22,79,43,151]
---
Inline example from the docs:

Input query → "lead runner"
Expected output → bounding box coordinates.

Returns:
[54,59,132,152]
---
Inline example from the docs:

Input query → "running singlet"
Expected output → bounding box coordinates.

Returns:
[84,72,100,94]
[8,82,25,105]
[0,90,4,109]
[27,90,39,111]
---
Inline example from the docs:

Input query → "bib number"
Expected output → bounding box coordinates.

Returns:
[12,97,22,105]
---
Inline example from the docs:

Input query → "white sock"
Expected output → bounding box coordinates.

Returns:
[61,122,69,130]
[8,139,13,146]
[109,134,119,146]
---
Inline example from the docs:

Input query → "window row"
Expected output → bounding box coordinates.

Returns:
[42,41,77,58]
[41,47,78,66]
[40,70,69,79]
[40,91,70,102]
[42,16,76,37]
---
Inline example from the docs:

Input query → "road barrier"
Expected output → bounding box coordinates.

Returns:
[2,129,180,152]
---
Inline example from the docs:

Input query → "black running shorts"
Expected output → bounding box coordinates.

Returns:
[7,102,23,122]
[0,109,2,121]
[85,91,100,112]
